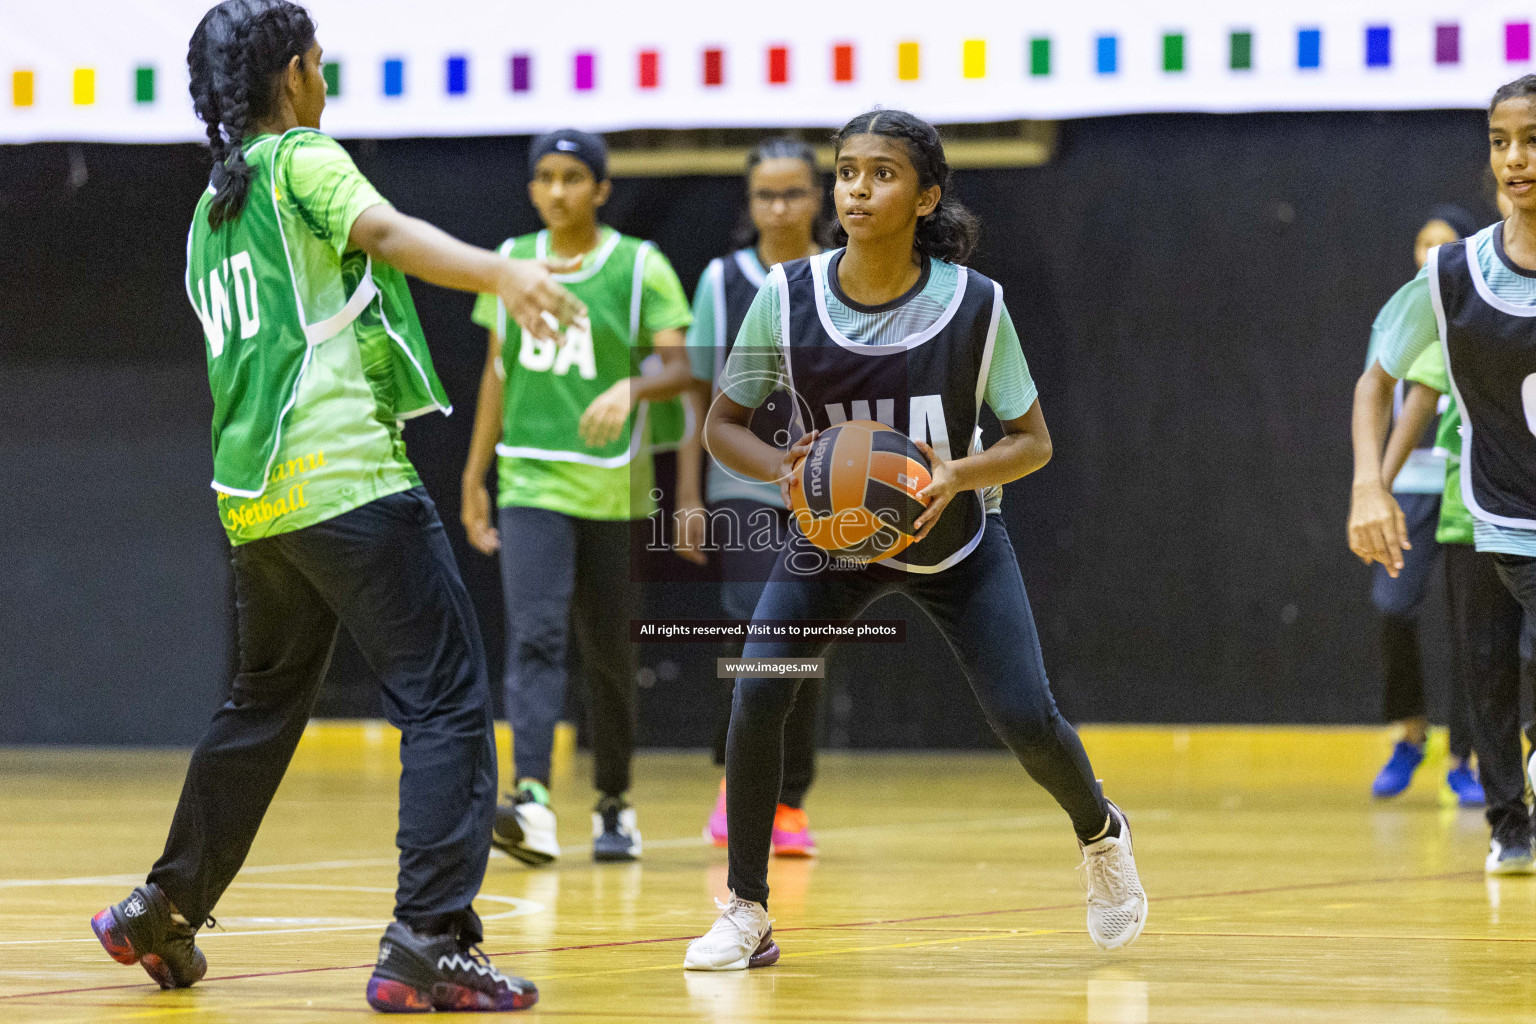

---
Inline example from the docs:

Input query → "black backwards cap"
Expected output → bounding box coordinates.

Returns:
[528,129,609,181]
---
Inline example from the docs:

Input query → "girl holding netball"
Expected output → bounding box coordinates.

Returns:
[89,0,578,1011]
[684,110,1147,970]
[681,137,828,856]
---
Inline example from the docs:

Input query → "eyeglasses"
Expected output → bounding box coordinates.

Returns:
[750,188,815,205]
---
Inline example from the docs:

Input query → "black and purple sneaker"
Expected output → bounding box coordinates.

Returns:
[90,883,207,989]
[366,920,538,1013]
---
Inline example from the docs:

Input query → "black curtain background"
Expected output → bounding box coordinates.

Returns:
[0,110,1485,745]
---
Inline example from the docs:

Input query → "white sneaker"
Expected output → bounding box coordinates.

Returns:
[1079,801,1148,951]
[1486,838,1536,875]
[491,792,560,866]
[683,896,780,971]
[592,798,642,862]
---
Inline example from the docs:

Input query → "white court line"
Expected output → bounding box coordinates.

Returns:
[556,810,1173,859]
[1,809,1174,947]
[556,808,1174,854]
[0,857,399,890]
[0,890,542,947]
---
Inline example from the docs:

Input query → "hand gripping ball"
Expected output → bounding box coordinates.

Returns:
[788,420,932,563]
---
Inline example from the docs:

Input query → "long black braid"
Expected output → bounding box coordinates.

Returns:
[188,0,316,228]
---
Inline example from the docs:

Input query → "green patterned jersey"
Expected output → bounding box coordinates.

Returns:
[190,130,446,545]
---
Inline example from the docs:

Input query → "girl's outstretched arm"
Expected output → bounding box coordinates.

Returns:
[349,204,584,342]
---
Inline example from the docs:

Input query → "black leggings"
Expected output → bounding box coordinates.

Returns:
[710,499,819,808]
[1445,546,1527,843]
[726,516,1106,907]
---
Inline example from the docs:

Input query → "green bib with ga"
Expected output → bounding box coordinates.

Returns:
[187,128,449,498]
[493,230,686,467]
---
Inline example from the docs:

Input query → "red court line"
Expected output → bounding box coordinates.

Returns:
[0,867,1482,1003]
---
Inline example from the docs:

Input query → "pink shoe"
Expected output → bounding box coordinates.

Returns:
[771,805,818,858]
[705,778,729,847]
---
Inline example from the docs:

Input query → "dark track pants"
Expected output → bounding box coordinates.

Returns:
[710,499,820,809]
[497,506,637,797]
[1445,545,1528,845]
[725,514,1107,906]
[149,488,496,940]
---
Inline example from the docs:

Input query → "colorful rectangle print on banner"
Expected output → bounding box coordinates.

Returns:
[1298,28,1322,69]
[1230,31,1253,70]
[1164,34,1184,73]
[1436,24,1459,65]
[6,2,1536,143]
[833,44,854,83]
[1366,26,1391,68]
[1030,38,1050,77]
[1097,36,1117,75]
[1509,22,1532,62]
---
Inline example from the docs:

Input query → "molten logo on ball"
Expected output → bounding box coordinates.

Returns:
[788,420,932,563]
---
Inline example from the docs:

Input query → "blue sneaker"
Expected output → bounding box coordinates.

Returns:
[1446,760,1486,807]
[1372,740,1425,798]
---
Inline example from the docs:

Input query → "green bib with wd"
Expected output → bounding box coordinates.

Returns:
[187,128,449,498]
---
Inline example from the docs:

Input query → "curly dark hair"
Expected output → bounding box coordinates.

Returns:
[829,109,980,264]
[188,0,316,228]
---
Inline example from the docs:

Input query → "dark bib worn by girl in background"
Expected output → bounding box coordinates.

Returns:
[713,249,802,451]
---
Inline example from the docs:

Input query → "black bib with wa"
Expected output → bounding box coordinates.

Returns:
[1436,235,1536,526]
[780,252,999,572]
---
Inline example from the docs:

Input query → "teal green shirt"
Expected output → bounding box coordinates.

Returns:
[1374,224,1536,556]
[217,133,420,544]
[1364,295,1446,495]
[470,227,692,520]
[719,255,1036,513]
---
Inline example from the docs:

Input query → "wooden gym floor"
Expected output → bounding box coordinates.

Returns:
[0,724,1531,1022]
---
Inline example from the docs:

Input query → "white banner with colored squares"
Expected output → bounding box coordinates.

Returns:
[3,0,1534,144]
